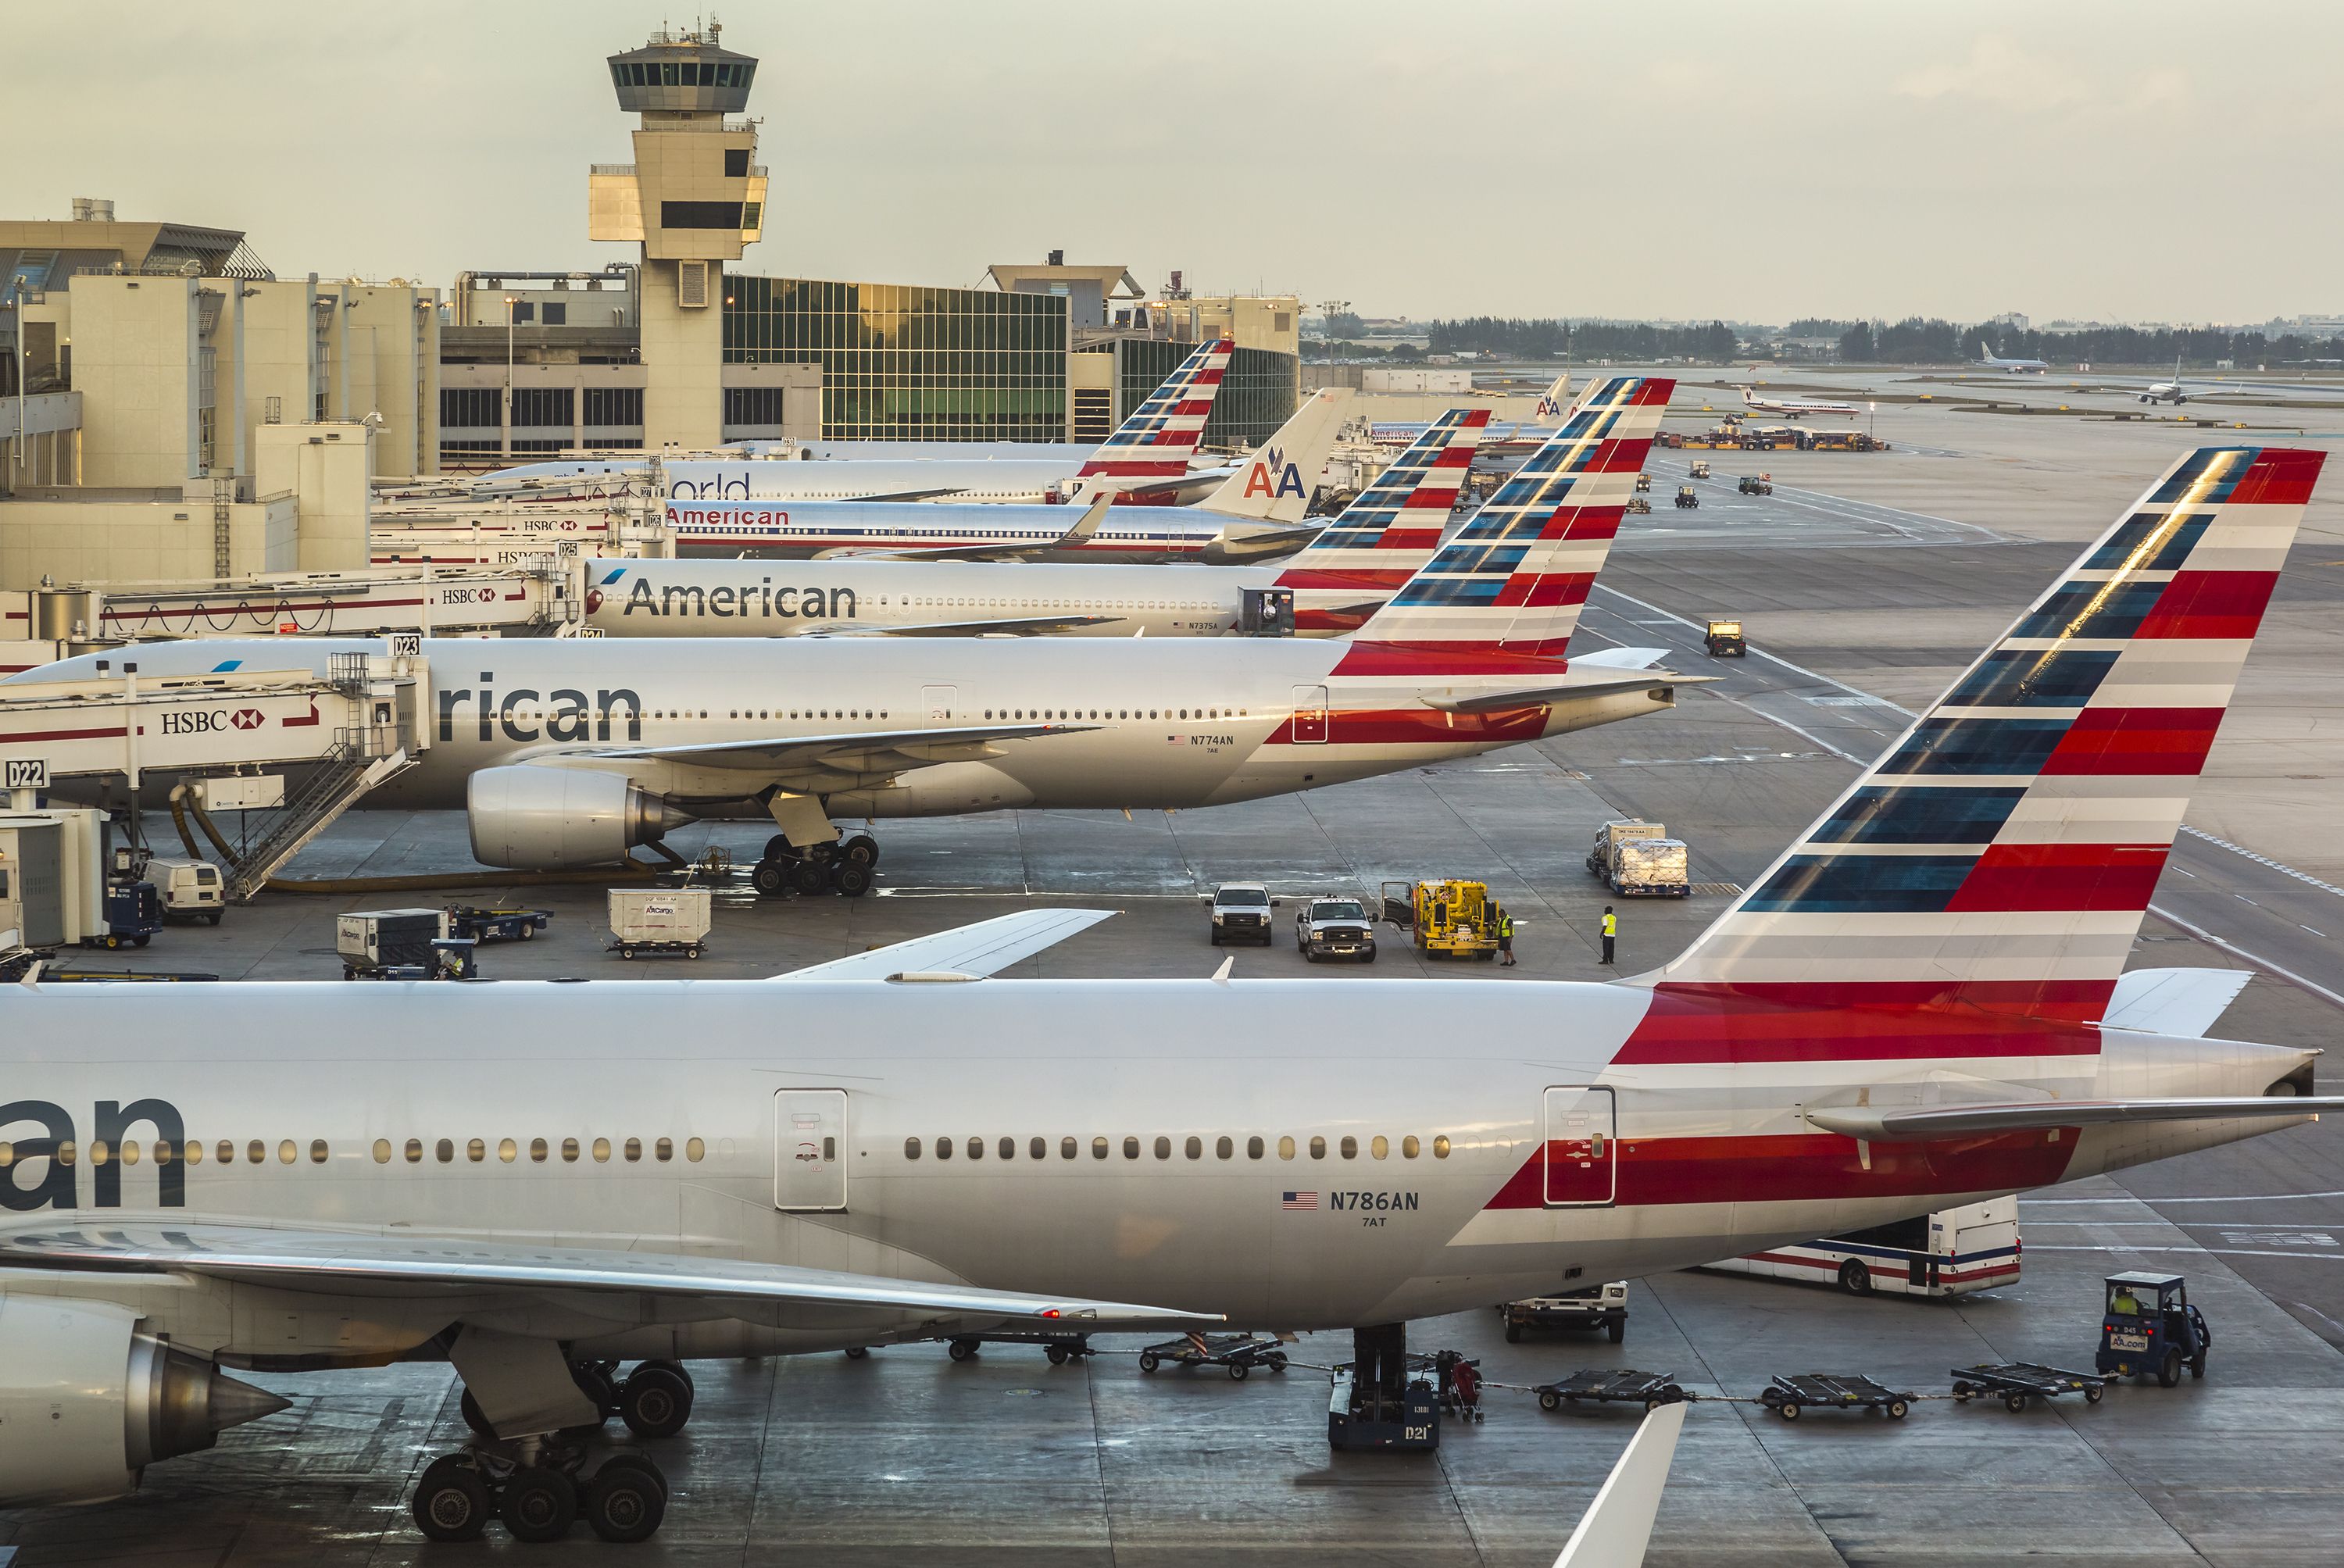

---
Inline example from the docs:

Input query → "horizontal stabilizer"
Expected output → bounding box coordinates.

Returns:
[840,493,1113,561]
[1570,646,1674,671]
[1421,670,1705,713]
[777,909,1117,983]
[2101,967,2253,1038]
[1806,1095,2338,1142]
[834,485,968,504]
[0,1222,1220,1327]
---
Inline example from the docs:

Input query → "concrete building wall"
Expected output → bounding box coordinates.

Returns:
[640,259,724,449]
[0,491,296,590]
[239,278,322,462]
[255,422,372,571]
[70,275,202,488]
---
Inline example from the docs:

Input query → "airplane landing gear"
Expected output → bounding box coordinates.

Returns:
[752,830,879,898]
[411,1445,668,1545]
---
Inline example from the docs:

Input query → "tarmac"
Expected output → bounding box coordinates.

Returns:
[6,373,2342,1565]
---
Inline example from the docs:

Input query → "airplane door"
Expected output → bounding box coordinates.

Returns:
[1291,684,1329,745]
[774,1090,848,1212]
[1542,1086,1617,1207]
[923,684,957,722]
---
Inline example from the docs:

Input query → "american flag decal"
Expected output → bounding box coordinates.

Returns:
[1281,1191,1318,1211]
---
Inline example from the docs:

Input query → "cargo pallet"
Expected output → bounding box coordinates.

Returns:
[1535,1368,1688,1413]
[1138,1333,1290,1380]
[1761,1373,1913,1421]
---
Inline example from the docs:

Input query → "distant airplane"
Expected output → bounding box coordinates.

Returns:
[1739,387,1858,420]
[2139,357,2194,405]
[1978,347,2051,373]
[1368,370,1573,455]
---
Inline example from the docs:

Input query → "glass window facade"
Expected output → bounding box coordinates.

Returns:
[1116,339,1299,452]
[724,277,1070,441]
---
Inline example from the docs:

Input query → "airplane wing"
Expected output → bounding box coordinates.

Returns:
[1420,670,1709,713]
[1805,1097,2341,1143]
[799,613,1126,638]
[573,720,1099,775]
[834,494,1113,562]
[2102,967,2253,1038]
[1569,646,1674,671]
[0,1222,1217,1327]
[776,908,1117,982]
[831,485,970,503]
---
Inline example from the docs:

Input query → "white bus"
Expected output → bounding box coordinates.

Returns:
[1704,1198,2020,1298]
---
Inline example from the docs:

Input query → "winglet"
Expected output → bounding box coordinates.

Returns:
[1552,1399,1685,1568]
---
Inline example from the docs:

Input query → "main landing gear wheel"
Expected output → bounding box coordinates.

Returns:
[619,1363,695,1438]
[585,1455,669,1544]
[751,859,791,896]
[841,833,880,868]
[413,1455,492,1542]
[787,858,829,895]
[499,1466,579,1545]
[764,834,799,863]
[832,862,874,898]
[949,1338,980,1363]
[458,1387,496,1441]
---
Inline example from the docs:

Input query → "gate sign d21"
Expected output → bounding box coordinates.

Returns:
[4,759,48,789]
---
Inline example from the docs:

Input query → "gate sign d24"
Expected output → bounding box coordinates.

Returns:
[3,759,48,790]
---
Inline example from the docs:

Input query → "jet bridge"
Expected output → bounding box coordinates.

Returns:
[0,650,431,902]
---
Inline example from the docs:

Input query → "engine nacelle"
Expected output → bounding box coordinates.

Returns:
[466,765,695,870]
[0,1297,288,1505]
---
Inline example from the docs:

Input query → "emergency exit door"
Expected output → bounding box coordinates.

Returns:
[1291,684,1329,745]
[774,1090,848,1212]
[923,684,958,722]
[1542,1086,1617,1207]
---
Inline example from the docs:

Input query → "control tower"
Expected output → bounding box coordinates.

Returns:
[589,23,765,452]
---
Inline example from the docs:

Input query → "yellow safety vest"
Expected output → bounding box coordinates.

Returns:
[1602,913,1617,937]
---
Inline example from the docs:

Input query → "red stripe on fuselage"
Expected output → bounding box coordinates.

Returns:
[2135,571,2280,641]
[2040,707,2224,775]
[1947,842,2171,913]
[1263,705,1551,746]
[1611,980,2114,1066]
[1330,642,1578,678]
[1483,1130,2077,1210]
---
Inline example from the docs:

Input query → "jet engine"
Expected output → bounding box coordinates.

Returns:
[467,765,696,870]
[0,1296,289,1505]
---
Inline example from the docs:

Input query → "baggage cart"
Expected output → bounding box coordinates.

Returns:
[608,888,711,960]
[338,908,451,977]
[445,905,550,943]
[939,1330,1095,1366]
[1137,1333,1290,1380]
[1535,1368,1688,1413]
[1951,1363,2106,1412]
[1761,1373,1913,1421]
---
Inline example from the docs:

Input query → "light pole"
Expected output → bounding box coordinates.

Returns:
[504,294,517,459]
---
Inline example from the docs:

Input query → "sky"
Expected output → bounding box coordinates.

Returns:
[10,0,2340,326]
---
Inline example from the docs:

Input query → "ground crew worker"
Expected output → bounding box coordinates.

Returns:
[1600,905,1617,966]
[1497,909,1516,966]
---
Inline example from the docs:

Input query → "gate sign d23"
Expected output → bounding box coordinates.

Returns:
[3,759,48,790]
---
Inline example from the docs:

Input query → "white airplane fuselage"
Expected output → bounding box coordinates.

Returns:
[0,975,2305,1359]
[584,557,1334,639]
[656,498,1276,563]
[11,636,1674,817]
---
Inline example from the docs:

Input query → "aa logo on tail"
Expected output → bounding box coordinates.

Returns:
[1242,445,1309,501]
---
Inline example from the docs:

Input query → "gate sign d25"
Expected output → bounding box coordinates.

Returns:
[3,759,48,790]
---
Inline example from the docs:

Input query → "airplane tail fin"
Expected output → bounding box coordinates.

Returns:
[1073,338,1232,501]
[1531,370,1571,421]
[1646,445,2324,1027]
[1349,376,1671,655]
[1199,388,1351,523]
[1278,407,1491,584]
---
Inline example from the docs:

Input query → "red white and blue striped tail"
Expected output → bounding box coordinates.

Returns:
[1347,376,1672,655]
[1276,407,1491,585]
[1073,338,1232,498]
[1645,445,2325,1028]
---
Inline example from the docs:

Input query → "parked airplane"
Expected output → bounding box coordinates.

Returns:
[1368,370,1573,455]
[656,381,1348,563]
[584,407,1490,640]
[7,379,1688,895]
[1978,347,2051,373]
[0,446,2327,1546]
[465,339,1238,506]
[1739,386,1859,419]
[2139,356,2194,405]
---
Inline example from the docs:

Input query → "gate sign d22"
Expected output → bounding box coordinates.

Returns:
[3,759,48,790]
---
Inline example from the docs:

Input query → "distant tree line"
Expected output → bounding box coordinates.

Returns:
[1427,316,1740,363]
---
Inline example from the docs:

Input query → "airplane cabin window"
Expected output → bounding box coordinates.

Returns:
[593,1138,612,1163]
[1371,1135,1388,1160]
[1217,1136,1233,1159]
[968,1136,984,1160]
[1310,1136,1327,1160]
[243,1140,263,1164]
[466,1139,485,1163]
[89,1141,109,1167]
[1060,1137,1077,1159]
[1092,1137,1109,1159]
[1185,1136,1202,1159]
[152,1140,173,1165]
[1024,1137,1042,1159]
[1123,1136,1140,1160]
[436,1138,454,1163]
[656,1138,674,1162]
[1433,1136,1452,1158]
[403,1138,422,1163]
[1247,1136,1264,1159]
[310,1140,329,1164]
[1340,1136,1358,1159]
[120,1140,141,1166]
[1278,1136,1295,1160]
[1402,1135,1420,1159]
[530,1138,548,1163]
[372,1140,391,1164]
[687,1138,706,1163]
[184,1140,202,1165]
[624,1138,643,1163]
[1155,1137,1172,1160]
[498,1139,516,1163]
[935,1137,952,1159]
[57,1141,77,1167]
[905,1138,922,1159]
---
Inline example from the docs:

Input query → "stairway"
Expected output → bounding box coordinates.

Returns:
[222,741,417,903]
